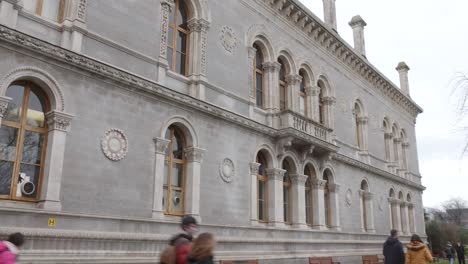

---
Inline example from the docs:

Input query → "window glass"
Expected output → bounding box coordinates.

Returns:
[21,131,44,165]
[0,161,14,195]
[5,85,25,122]
[176,52,186,75]
[26,85,47,128]
[177,2,188,29]
[171,163,183,187]
[0,126,19,162]
[41,0,61,22]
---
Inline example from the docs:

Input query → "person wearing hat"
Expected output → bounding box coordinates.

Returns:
[405,234,433,264]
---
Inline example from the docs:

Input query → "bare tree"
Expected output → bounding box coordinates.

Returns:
[442,197,467,225]
[452,73,468,155]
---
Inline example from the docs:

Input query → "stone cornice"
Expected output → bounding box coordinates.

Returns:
[258,0,423,118]
[334,153,425,191]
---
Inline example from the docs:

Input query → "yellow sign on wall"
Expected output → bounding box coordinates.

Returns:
[48,218,56,227]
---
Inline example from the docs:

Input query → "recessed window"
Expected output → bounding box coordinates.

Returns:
[299,70,307,116]
[278,58,287,111]
[257,152,268,222]
[23,0,65,22]
[282,159,292,224]
[323,172,331,227]
[167,0,189,76]
[163,126,186,215]
[0,82,49,202]
[253,43,264,108]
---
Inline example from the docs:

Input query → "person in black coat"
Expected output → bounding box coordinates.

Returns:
[456,242,465,264]
[383,229,405,264]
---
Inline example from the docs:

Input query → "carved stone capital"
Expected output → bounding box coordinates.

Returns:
[393,137,402,143]
[0,96,12,118]
[266,168,286,181]
[290,174,308,185]
[305,86,320,96]
[160,0,175,9]
[262,61,281,72]
[384,132,393,139]
[45,111,74,132]
[249,162,261,175]
[153,137,170,155]
[184,147,205,163]
[402,142,410,148]
[312,178,327,189]
[188,18,210,32]
[357,116,368,124]
[285,74,302,85]
[396,61,410,72]
[349,15,367,28]
[322,96,336,105]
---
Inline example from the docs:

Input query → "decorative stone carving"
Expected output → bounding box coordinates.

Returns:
[266,168,286,181]
[101,129,128,161]
[219,158,235,183]
[345,189,352,207]
[290,174,308,185]
[185,147,205,163]
[45,111,73,132]
[220,25,237,55]
[153,137,170,155]
[77,0,87,21]
[159,0,174,60]
[249,162,260,175]
[312,178,327,189]
[0,96,11,117]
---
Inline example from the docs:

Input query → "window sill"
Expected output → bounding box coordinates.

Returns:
[253,106,268,115]
[167,70,190,84]
[0,199,40,210]
[19,9,63,31]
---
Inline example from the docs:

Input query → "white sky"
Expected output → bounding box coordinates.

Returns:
[300,0,468,208]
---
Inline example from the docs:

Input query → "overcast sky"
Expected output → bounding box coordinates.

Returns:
[300,0,468,208]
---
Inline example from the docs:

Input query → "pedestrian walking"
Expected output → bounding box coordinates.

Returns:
[446,242,456,264]
[383,229,405,264]
[187,233,216,264]
[456,242,465,264]
[160,215,199,264]
[0,232,24,264]
[405,234,433,264]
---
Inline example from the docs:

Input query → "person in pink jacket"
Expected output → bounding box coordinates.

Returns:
[0,233,24,264]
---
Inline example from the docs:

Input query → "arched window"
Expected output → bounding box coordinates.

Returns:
[278,58,287,111]
[167,0,189,75]
[0,82,49,201]
[318,80,325,125]
[392,125,399,163]
[299,69,307,116]
[282,159,292,224]
[23,0,65,22]
[323,171,332,227]
[355,102,364,150]
[389,188,396,229]
[164,126,186,215]
[256,152,268,222]
[253,43,264,108]
[360,180,369,231]
[400,130,408,170]
[399,191,404,230]
[304,164,315,225]
[383,120,391,161]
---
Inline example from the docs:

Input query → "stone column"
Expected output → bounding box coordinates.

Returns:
[322,0,337,31]
[151,137,171,219]
[401,202,409,235]
[187,18,210,100]
[285,74,302,113]
[184,147,205,221]
[329,183,341,231]
[38,111,74,211]
[348,15,367,57]
[290,174,308,228]
[266,168,286,227]
[60,0,87,52]
[249,162,260,225]
[156,0,174,85]
[305,86,316,119]
[0,0,21,29]
[323,96,336,129]
[311,178,327,230]
[263,62,281,127]
[0,96,11,123]
[364,192,375,233]
[408,203,416,233]
[390,198,402,232]
[396,62,410,96]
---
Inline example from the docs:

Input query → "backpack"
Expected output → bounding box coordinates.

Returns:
[160,245,176,264]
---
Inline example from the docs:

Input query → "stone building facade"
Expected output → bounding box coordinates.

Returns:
[0,0,425,263]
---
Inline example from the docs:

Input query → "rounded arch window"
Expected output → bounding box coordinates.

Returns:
[164,125,186,215]
[282,158,293,224]
[317,80,326,125]
[323,170,332,227]
[0,81,50,201]
[167,0,190,76]
[278,58,287,111]
[304,164,316,225]
[299,69,307,116]
[253,43,265,108]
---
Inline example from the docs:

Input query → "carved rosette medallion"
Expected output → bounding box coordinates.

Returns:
[219,158,235,183]
[220,25,237,55]
[101,129,128,161]
[345,189,352,207]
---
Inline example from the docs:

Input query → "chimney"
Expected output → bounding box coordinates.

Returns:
[348,15,367,57]
[396,62,410,96]
[322,0,337,31]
